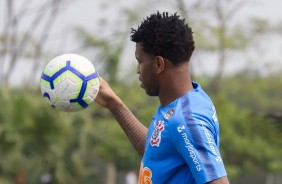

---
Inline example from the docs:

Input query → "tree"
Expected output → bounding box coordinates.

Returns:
[0,0,76,87]
[0,82,159,183]
[212,81,282,179]
[75,27,126,84]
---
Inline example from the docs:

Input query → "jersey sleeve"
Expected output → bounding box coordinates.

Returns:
[169,117,227,183]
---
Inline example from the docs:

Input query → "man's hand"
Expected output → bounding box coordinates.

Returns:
[94,77,122,110]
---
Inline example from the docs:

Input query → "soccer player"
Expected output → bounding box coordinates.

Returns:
[95,11,230,184]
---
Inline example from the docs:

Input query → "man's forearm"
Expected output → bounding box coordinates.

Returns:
[207,176,230,184]
[109,102,148,156]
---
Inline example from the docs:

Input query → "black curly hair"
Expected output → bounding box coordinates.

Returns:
[130,12,195,65]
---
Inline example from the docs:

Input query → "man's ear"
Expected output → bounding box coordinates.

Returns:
[155,56,165,74]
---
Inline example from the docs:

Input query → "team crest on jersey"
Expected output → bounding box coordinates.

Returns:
[150,120,165,147]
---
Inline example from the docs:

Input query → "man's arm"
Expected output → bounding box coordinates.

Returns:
[109,101,148,156]
[95,78,148,156]
[207,176,230,184]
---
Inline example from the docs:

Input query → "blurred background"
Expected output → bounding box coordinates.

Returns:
[0,0,281,183]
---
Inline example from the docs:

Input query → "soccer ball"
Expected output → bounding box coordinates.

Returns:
[40,54,100,112]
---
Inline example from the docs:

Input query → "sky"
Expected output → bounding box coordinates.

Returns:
[1,0,282,86]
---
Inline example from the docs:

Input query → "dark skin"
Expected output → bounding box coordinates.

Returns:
[95,43,230,184]
[135,43,194,107]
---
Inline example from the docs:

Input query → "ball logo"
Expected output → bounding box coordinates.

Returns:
[150,121,165,147]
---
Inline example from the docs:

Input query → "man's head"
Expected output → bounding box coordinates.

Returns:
[130,11,195,65]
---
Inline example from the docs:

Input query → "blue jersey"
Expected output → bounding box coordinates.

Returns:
[139,82,227,184]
